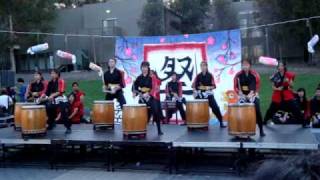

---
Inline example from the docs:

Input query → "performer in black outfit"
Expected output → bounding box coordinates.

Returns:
[233,60,265,136]
[165,72,186,124]
[26,71,47,102]
[103,58,126,108]
[192,61,226,128]
[132,61,163,135]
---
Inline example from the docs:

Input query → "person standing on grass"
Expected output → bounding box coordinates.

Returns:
[264,62,306,127]
[71,82,86,123]
[295,88,311,126]
[310,87,320,127]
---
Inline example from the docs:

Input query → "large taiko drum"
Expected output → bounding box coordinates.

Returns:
[228,103,256,136]
[21,105,47,135]
[14,102,37,130]
[91,100,114,129]
[122,104,148,135]
[186,99,210,128]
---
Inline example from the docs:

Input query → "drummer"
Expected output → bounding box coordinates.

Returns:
[233,59,265,136]
[103,58,126,109]
[41,69,66,130]
[192,61,225,128]
[25,71,47,103]
[165,72,186,124]
[132,61,163,135]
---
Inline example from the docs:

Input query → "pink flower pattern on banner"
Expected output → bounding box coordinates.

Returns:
[125,76,132,84]
[184,34,189,38]
[228,67,234,75]
[215,77,220,84]
[217,55,226,64]
[221,43,228,50]
[160,37,165,43]
[214,68,220,73]
[207,36,215,45]
[125,48,132,56]
[132,55,137,61]
[230,52,236,59]
[130,67,138,74]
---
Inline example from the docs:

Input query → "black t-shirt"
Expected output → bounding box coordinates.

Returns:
[167,81,179,95]
[46,80,58,96]
[103,68,125,89]
[236,72,256,95]
[133,74,152,93]
[194,72,215,91]
[30,81,45,93]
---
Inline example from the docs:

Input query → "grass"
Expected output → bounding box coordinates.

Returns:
[66,74,320,115]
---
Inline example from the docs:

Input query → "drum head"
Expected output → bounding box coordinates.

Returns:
[123,104,146,107]
[15,102,37,105]
[21,105,46,109]
[228,103,255,107]
[187,99,208,103]
[93,100,114,104]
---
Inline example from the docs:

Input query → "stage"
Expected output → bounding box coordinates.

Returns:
[0,124,319,174]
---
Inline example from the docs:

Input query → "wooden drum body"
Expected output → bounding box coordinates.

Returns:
[186,100,210,128]
[122,104,148,135]
[228,103,256,136]
[14,102,36,130]
[21,105,47,135]
[91,101,114,127]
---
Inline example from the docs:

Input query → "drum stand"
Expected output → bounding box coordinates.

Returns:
[93,124,114,130]
[187,126,209,131]
[123,133,146,140]
[21,132,47,139]
[13,125,21,131]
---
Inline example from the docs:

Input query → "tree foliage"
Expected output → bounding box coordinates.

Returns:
[138,0,165,36]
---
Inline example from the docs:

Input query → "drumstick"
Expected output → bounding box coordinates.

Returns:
[237,78,242,95]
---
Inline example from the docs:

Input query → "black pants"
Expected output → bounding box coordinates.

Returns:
[264,100,304,125]
[197,95,223,124]
[253,98,264,133]
[46,103,57,129]
[139,97,162,133]
[167,98,186,121]
[105,91,126,109]
[46,102,72,129]
[59,102,72,129]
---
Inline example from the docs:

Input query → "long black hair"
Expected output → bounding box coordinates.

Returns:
[277,61,287,72]
[50,69,61,79]
[297,88,308,108]
[140,61,150,75]
[34,71,44,81]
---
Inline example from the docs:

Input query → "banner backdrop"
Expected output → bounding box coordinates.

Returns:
[115,30,241,122]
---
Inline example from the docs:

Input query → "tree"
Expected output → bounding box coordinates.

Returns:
[211,0,238,31]
[138,0,165,36]
[256,0,320,63]
[0,0,57,72]
[169,0,211,34]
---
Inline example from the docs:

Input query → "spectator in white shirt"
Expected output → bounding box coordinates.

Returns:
[0,88,13,114]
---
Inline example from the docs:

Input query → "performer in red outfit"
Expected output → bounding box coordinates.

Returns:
[264,62,306,127]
